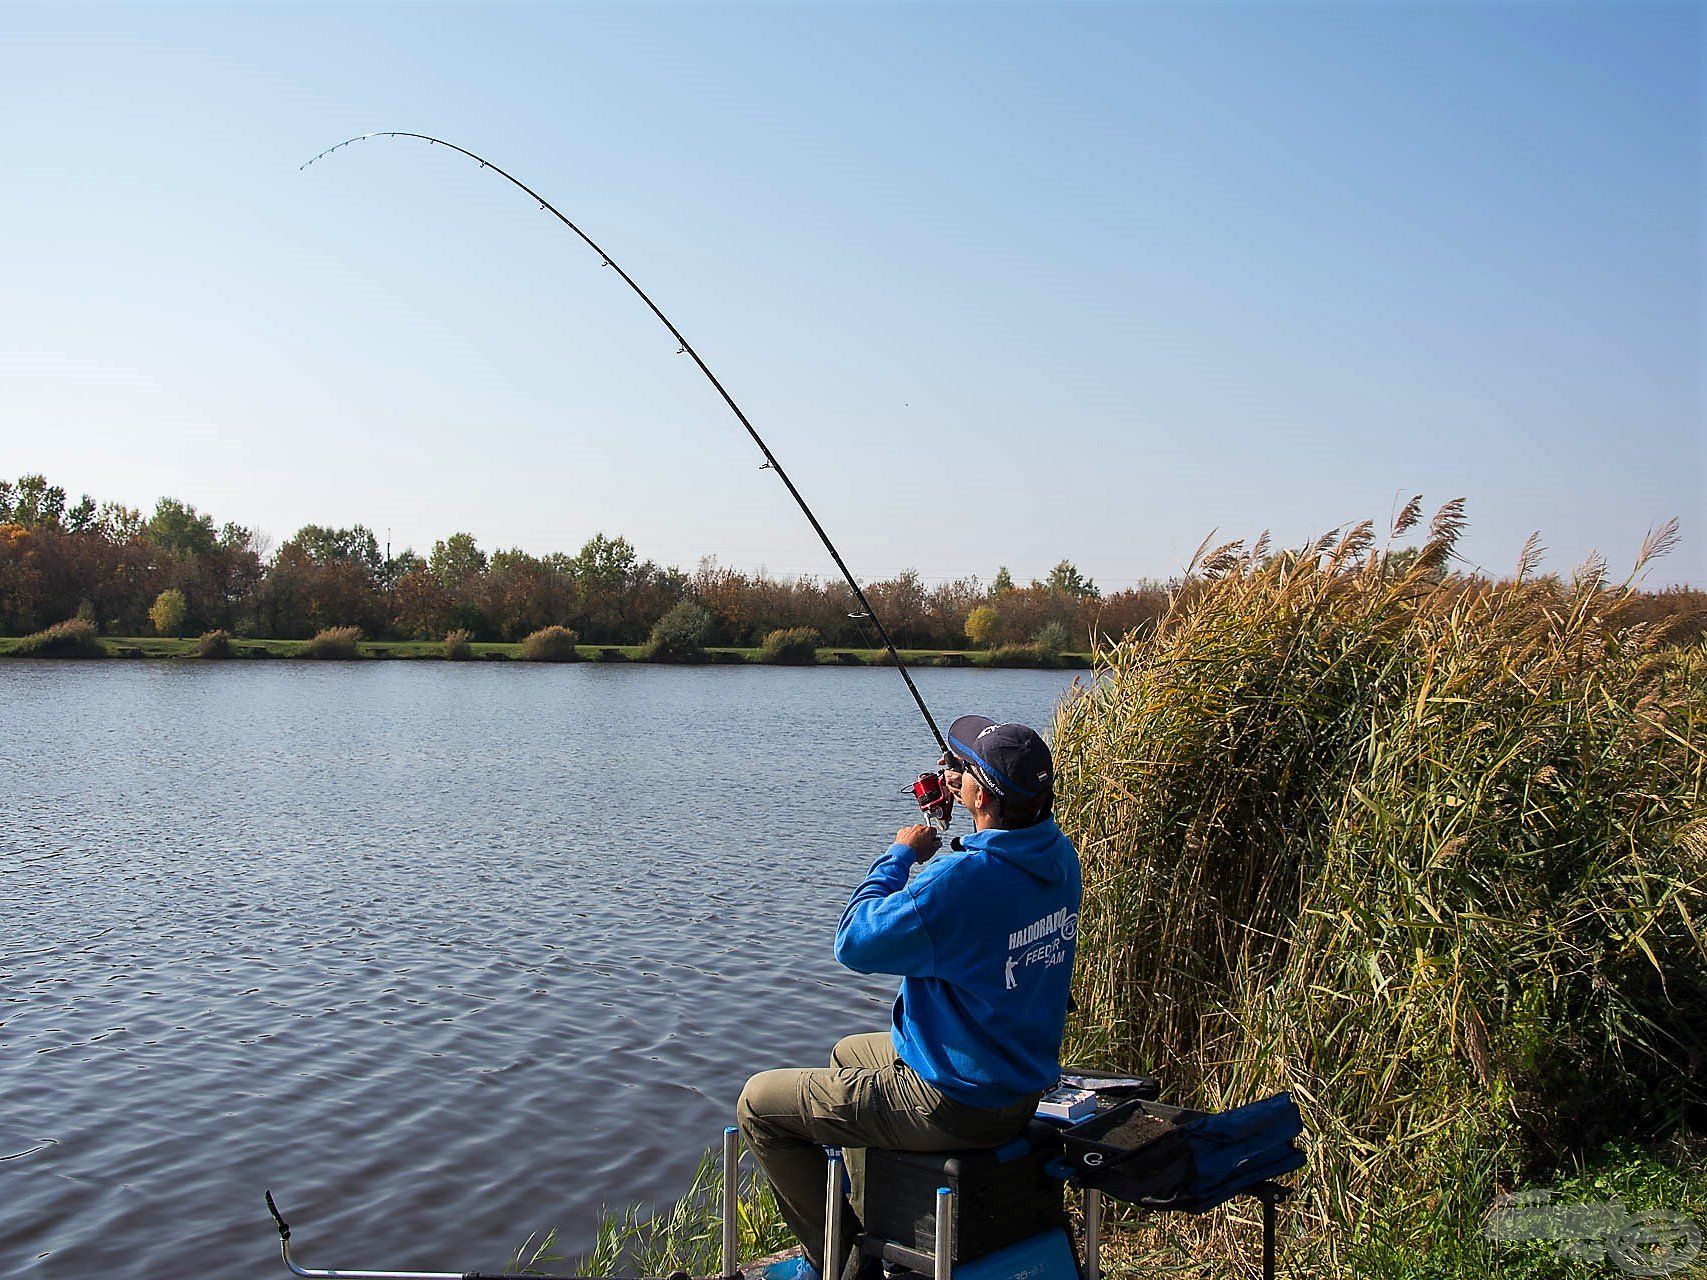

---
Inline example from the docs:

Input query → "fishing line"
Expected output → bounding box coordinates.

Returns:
[301,132,948,755]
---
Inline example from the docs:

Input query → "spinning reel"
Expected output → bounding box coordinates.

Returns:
[911,769,956,829]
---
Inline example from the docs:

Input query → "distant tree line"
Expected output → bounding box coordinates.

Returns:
[0,473,1175,648]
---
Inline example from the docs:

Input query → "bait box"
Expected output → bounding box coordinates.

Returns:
[1058,1098,1201,1204]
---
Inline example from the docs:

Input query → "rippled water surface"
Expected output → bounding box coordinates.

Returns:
[1,661,1081,1278]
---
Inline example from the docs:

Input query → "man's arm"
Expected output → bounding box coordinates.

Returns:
[833,825,940,977]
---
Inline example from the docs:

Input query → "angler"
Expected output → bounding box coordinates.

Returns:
[738,716,1076,1280]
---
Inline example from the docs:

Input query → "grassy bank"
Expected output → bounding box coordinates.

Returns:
[553,1135,1705,1279]
[0,633,1091,668]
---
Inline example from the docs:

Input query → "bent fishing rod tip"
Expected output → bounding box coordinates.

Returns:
[298,131,394,171]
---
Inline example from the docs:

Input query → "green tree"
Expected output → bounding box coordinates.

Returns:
[991,566,1015,594]
[98,502,144,542]
[429,532,488,589]
[66,495,99,534]
[149,588,188,637]
[569,533,650,641]
[218,521,254,551]
[379,548,426,592]
[145,498,218,558]
[570,532,638,591]
[1043,559,1098,599]
[964,604,999,648]
[3,474,67,529]
[290,524,382,574]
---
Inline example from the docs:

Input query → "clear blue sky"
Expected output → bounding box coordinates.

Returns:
[3,1,1701,586]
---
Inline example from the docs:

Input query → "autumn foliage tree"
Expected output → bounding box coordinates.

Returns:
[964,604,998,648]
[149,589,187,636]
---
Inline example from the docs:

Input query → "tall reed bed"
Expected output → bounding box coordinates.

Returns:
[1053,503,1705,1269]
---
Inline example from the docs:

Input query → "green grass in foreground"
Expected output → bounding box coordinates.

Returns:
[513,1145,793,1278]
[524,1135,1706,1279]
[0,635,1091,668]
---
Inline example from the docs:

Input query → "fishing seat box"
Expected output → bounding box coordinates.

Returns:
[856,1122,1066,1263]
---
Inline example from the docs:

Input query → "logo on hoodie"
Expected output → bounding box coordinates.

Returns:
[1004,907,1078,989]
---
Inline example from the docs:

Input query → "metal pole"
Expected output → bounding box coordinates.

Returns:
[268,1191,601,1280]
[281,1234,462,1279]
[722,1126,740,1279]
[1082,1187,1101,1280]
[824,1150,846,1280]
[270,1191,462,1280]
[1262,1189,1277,1280]
[933,1186,954,1280]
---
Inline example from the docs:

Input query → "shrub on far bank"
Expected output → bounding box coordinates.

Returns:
[522,625,580,662]
[193,629,234,658]
[759,627,820,665]
[301,626,362,659]
[9,617,106,658]
[1031,620,1070,657]
[149,588,187,637]
[642,602,712,663]
[985,641,1058,668]
[444,629,474,661]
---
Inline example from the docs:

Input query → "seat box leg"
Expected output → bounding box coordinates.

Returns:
[1082,1188,1100,1280]
[935,1186,955,1280]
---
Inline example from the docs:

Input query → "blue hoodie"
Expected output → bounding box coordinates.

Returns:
[834,819,1082,1108]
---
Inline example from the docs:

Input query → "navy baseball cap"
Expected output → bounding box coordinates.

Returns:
[947,715,1054,800]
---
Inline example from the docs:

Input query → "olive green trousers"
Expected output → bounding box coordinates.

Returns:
[736,1032,1038,1279]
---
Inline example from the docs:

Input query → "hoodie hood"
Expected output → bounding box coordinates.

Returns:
[957,817,1072,884]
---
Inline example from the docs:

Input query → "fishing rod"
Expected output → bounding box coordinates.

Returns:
[301,133,950,776]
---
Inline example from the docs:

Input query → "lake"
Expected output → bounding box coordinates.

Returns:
[0,661,1084,1278]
